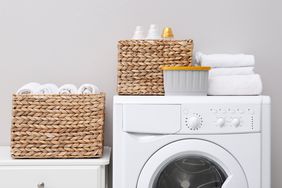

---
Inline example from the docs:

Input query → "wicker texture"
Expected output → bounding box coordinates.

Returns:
[118,40,193,95]
[11,93,105,159]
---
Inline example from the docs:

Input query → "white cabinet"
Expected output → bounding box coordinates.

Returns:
[0,147,110,188]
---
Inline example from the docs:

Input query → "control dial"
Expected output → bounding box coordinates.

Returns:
[216,118,225,127]
[231,118,240,127]
[187,116,201,129]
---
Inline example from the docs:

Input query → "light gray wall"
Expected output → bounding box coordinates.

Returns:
[0,0,281,187]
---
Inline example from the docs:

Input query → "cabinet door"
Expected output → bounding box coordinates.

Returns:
[0,166,105,188]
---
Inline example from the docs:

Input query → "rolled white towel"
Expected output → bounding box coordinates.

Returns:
[78,84,100,94]
[58,84,77,94]
[17,82,40,94]
[196,52,255,68]
[38,83,59,94]
[208,74,263,96]
[209,67,255,77]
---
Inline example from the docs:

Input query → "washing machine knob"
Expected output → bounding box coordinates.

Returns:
[188,116,201,129]
[231,118,240,127]
[216,118,225,127]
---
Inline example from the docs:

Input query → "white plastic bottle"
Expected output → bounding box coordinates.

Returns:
[132,26,145,39]
[146,24,161,40]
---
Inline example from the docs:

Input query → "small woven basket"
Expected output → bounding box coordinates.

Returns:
[118,40,193,95]
[11,93,105,159]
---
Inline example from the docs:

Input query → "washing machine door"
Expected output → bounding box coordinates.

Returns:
[137,139,248,188]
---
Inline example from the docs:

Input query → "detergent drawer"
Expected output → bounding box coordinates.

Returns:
[122,104,181,134]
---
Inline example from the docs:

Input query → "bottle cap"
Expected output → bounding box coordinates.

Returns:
[162,27,174,38]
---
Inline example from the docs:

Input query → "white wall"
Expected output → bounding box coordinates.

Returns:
[0,0,281,187]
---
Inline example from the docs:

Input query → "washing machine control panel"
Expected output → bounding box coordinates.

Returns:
[179,104,261,134]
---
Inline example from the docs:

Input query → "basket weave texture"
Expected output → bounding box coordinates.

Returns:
[11,93,105,159]
[118,40,193,95]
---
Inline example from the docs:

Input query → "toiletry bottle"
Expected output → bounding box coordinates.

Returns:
[132,26,145,39]
[162,27,174,40]
[146,24,161,40]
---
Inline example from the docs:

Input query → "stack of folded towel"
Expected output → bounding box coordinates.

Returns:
[17,83,100,94]
[196,52,263,95]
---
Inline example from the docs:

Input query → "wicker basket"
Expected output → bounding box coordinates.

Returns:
[117,40,193,95]
[11,93,105,159]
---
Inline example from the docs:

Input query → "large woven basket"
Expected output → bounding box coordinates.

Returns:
[118,40,193,95]
[11,93,105,159]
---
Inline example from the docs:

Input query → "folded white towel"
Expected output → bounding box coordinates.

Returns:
[59,84,77,94]
[208,74,262,96]
[78,84,100,94]
[196,52,255,68]
[38,83,59,94]
[209,67,255,77]
[17,82,40,94]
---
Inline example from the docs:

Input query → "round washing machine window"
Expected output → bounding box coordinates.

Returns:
[137,139,248,188]
[153,156,227,188]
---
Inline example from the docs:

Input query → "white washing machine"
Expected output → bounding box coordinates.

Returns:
[113,96,271,188]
